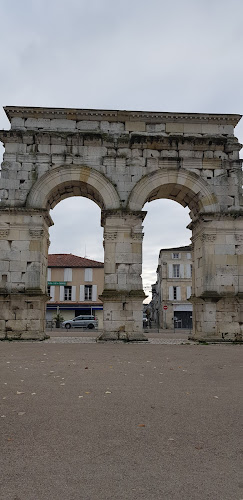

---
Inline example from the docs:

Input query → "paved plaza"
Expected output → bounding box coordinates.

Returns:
[0,334,242,500]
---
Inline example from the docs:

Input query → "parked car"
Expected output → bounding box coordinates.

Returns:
[62,315,98,329]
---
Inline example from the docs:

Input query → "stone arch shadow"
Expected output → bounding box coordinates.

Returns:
[26,165,121,210]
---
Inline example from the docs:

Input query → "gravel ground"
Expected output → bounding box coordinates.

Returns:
[0,340,242,500]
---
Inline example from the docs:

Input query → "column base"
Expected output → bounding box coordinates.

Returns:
[97,330,148,341]
[190,295,243,343]
[0,292,48,341]
[99,290,148,341]
[188,336,243,343]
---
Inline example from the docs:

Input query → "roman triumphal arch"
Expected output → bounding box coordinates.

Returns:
[0,106,242,341]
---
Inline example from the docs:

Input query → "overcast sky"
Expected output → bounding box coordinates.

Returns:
[0,0,243,301]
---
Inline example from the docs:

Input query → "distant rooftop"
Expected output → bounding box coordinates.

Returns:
[159,245,191,255]
[48,254,104,268]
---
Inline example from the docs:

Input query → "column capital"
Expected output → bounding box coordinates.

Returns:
[0,207,54,227]
[101,209,147,227]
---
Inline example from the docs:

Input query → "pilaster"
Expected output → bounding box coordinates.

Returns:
[0,208,52,340]
[190,213,243,341]
[99,209,148,340]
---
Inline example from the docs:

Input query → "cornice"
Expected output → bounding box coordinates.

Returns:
[3,106,242,127]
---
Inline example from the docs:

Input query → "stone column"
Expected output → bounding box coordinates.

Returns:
[99,210,147,341]
[190,214,243,342]
[0,208,52,340]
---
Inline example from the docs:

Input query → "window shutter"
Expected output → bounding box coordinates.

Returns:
[168,264,173,278]
[64,268,72,282]
[186,264,191,278]
[85,268,93,282]
[177,287,181,300]
[180,264,184,278]
[50,286,55,302]
[80,285,84,301]
[92,285,97,301]
[187,286,192,299]
[59,286,64,301]
[47,268,51,281]
[71,286,76,301]
[169,286,173,300]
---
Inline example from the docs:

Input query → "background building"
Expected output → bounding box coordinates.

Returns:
[151,245,193,329]
[46,254,104,327]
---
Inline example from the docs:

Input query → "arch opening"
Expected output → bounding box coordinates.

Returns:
[46,180,105,210]
[142,197,193,332]
[46,196,105,330]
[128,169,219,219]
[26,165,121,211]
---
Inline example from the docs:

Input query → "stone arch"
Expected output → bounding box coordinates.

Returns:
[26,165,121,210]
[128,168,219,218]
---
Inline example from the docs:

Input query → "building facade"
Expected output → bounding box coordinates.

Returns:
[46,254,104,327]
[153,246,193,330]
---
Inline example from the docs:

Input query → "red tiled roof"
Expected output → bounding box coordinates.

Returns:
[48,254,104,268]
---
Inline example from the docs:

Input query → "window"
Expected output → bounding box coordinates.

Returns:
[64,286,72,300]
[85,268,93,282]
[169,286,181,301]
[172,253,179,259]
[187,253,191,260]
[85,285,92,300]
[64,268,72,282]
[173,264,180,278]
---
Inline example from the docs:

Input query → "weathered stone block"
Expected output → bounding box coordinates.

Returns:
[117,148,131,158]
[105,275,117,284]
[143,149,160,158]
[166,123,184,133]
[11,272,23,283]
[146,123,165,133]
[11,117,26,128]
[38,145,51,154]
[184,123,202,134]
[77,120,99,130]
[11,241,30,251]
[100,121,125,133]
[50,119,76,130]
[125,121,146,132]
[0,261,9,272]
[9,263,26,277]
[5,143,27,154]
[118,275,127,285]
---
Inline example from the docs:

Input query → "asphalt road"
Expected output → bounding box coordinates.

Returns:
[0,341,242,500]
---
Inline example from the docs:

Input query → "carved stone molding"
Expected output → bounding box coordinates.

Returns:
[29,228,44,238]
[104,231,117,241]
[235,234,243,242]
[0,229,10,238]
[131,230,144,241]
[202,234,216,242]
